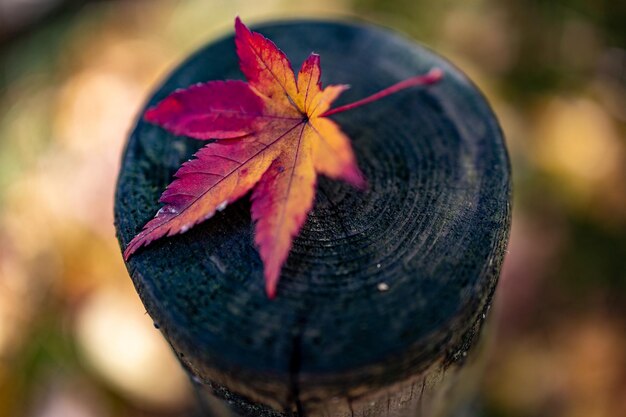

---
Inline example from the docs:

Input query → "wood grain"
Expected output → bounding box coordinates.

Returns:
[115,20,511,416]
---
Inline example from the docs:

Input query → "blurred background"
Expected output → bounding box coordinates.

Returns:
[0,0,624,416]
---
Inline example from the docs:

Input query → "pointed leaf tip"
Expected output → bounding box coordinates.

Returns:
[266,280,277,299]
[234,16,245,32]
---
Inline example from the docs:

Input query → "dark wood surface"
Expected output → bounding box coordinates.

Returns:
[115,20,511,416]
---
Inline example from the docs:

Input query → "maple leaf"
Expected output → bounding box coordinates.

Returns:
[124,17,443,298]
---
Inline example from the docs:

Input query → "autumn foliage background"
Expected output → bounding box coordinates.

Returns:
[0,0,625,416]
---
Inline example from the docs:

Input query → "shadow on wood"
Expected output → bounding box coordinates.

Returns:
[115,19,511,417]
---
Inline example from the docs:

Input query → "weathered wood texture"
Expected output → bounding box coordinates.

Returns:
[115,20,511,417]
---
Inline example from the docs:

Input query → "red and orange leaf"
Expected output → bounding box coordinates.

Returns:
[144,80,267,140]
[123,124,295,257]
[251,132,316,298]
[235,17,300,116]
[124,17,443,298]
[310,118,365,188]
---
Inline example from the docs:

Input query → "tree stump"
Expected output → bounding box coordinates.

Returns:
[115,20,511,417]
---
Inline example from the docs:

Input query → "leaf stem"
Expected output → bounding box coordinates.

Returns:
[320,67,443,117]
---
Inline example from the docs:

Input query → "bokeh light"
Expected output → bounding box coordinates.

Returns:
[0,0,624,416]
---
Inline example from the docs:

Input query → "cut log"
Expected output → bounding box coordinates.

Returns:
[115,20,511,417]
